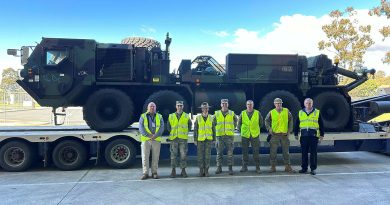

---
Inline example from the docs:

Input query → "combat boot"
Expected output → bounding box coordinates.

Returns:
[240,165,248,172]
[181,168,188,178]
[256,165,261,174]
[215,166,222,174]
[204,167,210,177]
[229,165,234,175]
[269,165,276,173]
[170,168,176,178]
[285,165,296,173]
[198,168,204,177]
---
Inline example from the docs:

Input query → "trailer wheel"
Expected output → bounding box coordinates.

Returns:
[143,90,189,121]
[313,91,350,130]
[104,139,136,168]
[0,141,33,172]
[84,89,134,132]
[52,140,87,171]
[259,90,301,124]
[121,37,161,50]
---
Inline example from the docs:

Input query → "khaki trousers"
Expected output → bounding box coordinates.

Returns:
[141,140,161,175]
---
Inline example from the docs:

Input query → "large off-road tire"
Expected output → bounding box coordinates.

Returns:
[259,90,301,124]
[313,91,350,130]
[83,89,134,132]
[0,141,34,172]
[52,140,87,171]
[121,37,161,50]
[143,90,189,121]
[104,139,137,169]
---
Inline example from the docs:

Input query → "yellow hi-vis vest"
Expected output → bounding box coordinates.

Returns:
[197,115,213,141]
[299,109,320,137]
[270,108,289,134]
[168,112,190,140]
[215,110,235,136]
[241,110,260,138]
[140,112,162,142]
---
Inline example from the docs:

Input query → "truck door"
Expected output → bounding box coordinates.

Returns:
[39,47,74,96]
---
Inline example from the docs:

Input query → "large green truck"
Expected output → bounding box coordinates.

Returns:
[7,33,379,132]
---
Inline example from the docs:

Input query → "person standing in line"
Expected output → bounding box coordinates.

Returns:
[139,102,164,180]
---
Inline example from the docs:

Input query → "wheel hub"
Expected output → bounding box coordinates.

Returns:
[5,147,25,166]
[111,144,130,163]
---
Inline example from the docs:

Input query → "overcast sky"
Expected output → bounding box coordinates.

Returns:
[0,0,388,75]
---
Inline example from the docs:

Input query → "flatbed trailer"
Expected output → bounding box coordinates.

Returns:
[0,125,389,172]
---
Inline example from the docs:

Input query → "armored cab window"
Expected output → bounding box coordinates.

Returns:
[46,50,68,65]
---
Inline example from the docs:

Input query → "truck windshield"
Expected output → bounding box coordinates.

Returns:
[46,50,68,65]
[191,56,225,75]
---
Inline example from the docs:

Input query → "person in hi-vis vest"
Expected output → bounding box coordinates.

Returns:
[167,101,192,178]
[294,98,324,175]
[213,99,237,175]
[237,100,263,174]
[139,102,164,180]
[265,98,295,173]
[194,102,215,177]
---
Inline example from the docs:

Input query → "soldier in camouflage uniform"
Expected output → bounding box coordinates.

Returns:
[265,98,295,173]
[194,102,215,177]
[167,101,192,178]
[237,100,263,174]
[214,99,237,175]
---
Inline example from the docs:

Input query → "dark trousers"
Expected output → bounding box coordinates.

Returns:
[300,135,318,171]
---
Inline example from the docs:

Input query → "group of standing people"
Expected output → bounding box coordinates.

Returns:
[139,97,324,180]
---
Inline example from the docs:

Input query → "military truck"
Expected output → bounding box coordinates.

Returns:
[7,33,379,132]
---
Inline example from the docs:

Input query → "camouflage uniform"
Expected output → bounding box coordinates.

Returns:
[213,109,237,168]
[194,115,215,170]
[265,109,293,167]
[167,112,192,169]
[237,110,263,169]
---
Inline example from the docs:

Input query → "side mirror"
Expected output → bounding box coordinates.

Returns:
[21,46,29,65]
[7,49,18,56]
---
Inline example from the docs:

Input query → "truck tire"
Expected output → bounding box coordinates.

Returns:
[52,140,87,171]
[104,139,137,169]
[0,141,33,172]
[143,90,189,121]
[121,37,161,50]
[259,90,301,124]
[84,89,134,132]
[313,91,350,130]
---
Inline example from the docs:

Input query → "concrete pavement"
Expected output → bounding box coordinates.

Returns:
[1,152,390,205]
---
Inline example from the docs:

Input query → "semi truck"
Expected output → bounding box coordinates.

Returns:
[2,33,389,172]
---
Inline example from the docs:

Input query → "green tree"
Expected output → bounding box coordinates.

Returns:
[318,7,374,70]
[0,68,22,92]
[370,0,390,64]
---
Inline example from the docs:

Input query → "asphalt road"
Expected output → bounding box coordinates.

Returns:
[1,152,390,205]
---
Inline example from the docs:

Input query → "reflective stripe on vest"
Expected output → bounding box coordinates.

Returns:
[299,109,320,137]
[169,112,190,140]
[197,115,213,141]
[215,110,235,136]
[140,112,162,142]
[241,110,260,138]
[270,108,288,134]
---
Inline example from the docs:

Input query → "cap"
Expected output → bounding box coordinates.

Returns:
[274,98,283,104]
[221,99,229,104]
[198,102,211,108]
[176,101,184,106]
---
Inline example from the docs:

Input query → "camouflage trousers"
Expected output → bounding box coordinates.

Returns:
[269,134,291,166]
[197,140,212,169]
[170,138,188,169]
[216,136,234,166]
[242,136,260,166]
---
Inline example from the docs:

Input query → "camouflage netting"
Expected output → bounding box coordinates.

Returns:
[121,37,161,50]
